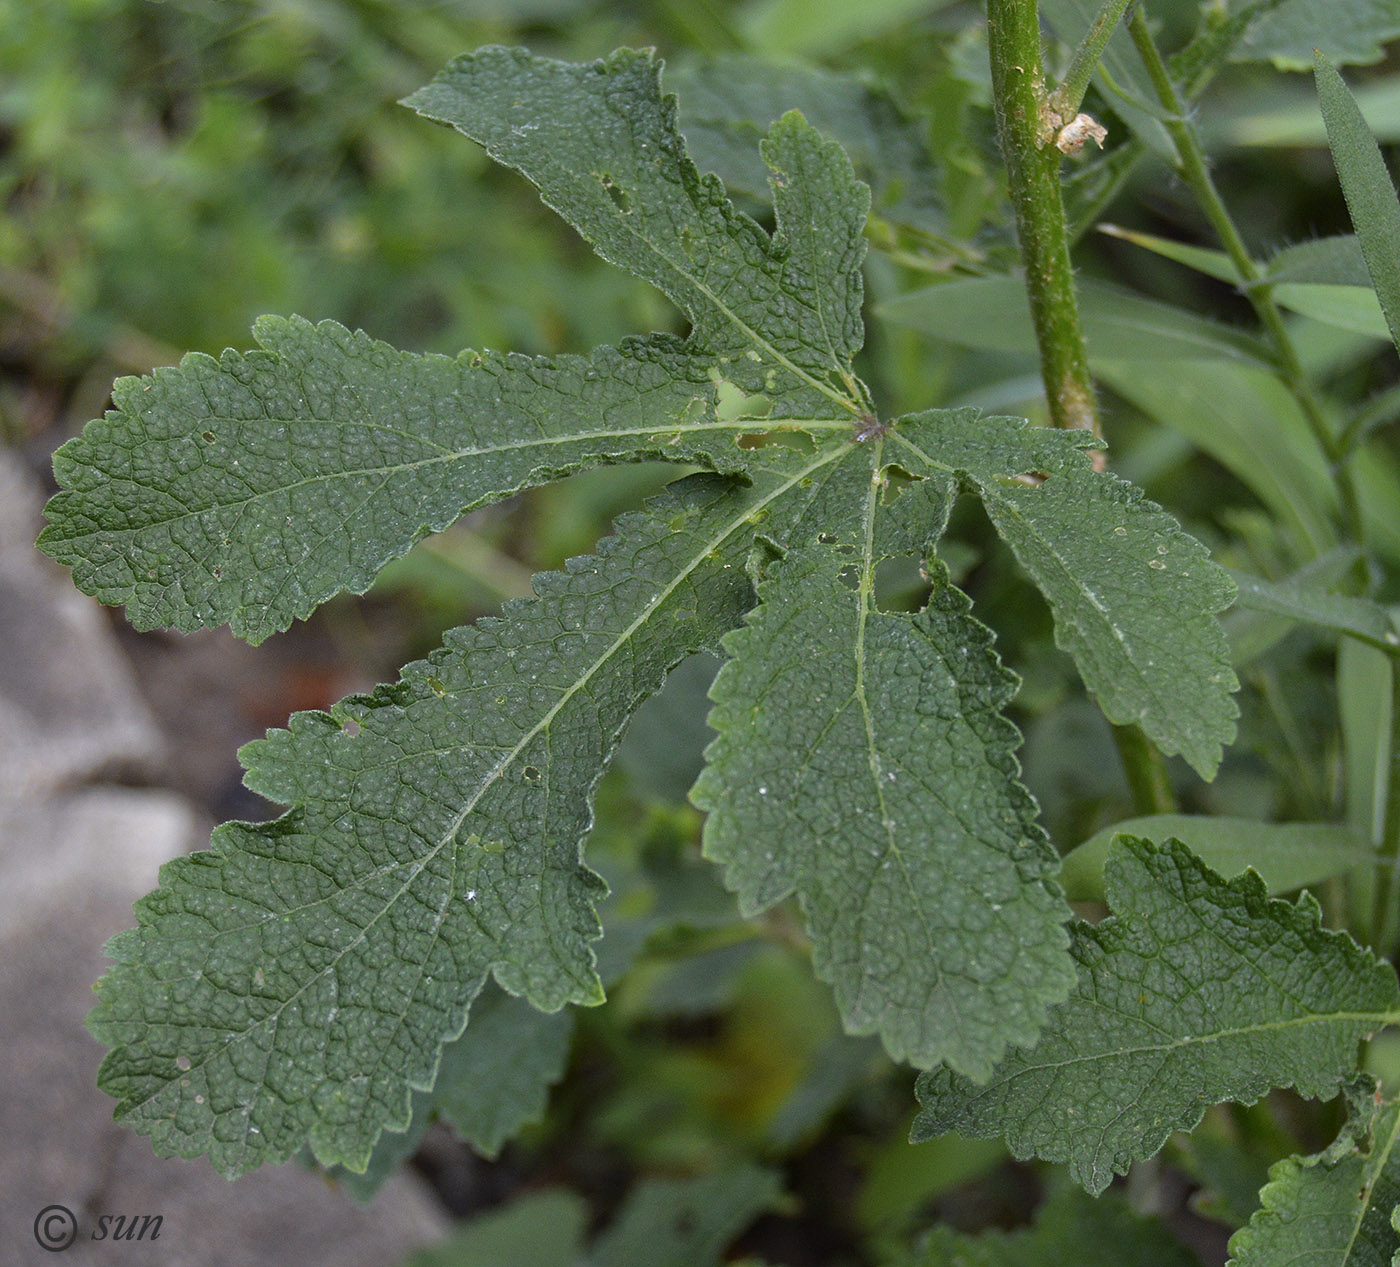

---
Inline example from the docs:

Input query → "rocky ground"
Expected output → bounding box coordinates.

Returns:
[0,449,449,1264]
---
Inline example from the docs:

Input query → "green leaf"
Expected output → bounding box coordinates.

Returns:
[877,275,1271,366]
[913,836,1400,1194]
[1227,1080,1400,1267]
[1060,814,1378,903]
[1238,0,1400,68]
[590,1165,782,1267]
[405,47,871,416]
[1228,566,1400,650]
[736,0,958,57]
[87,474,785,1177]
[322,982,574,1201]
[1317,53,1400,360]
[695,544,1075,1077]
[893,411,1239,778]
[37,320,730,643]
[899,1182,1199,1267]
[1097,223,1241,285]
[407,1190,588,1267]
[668,56,944,236]
[1223,547,1366,665]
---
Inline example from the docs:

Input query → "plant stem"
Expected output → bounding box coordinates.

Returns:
[986,0,1100,439]
[1113,722,1178,814]
[1371,657,1400,954]
[1047,0,1137,125]
[987,0,1178,807]
[1126,7,1365,543]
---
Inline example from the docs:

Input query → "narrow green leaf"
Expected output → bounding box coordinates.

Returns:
[1060,814,1377,903]
[1097,223,1241,285]
[695,540,1075,1077]
[1269,235,1374,287]
[1316,53,1400,359]
[1228,566,1400,650]
[877,275,1271,366]
[1228,1080,1400,1267]
[913,836,1400,1194]
[1272,283,1390,338]
[405,47,871,415]
[893,411,1239,779]
[87,473,793,1177]
[38,320,729,643]
[1223,547,1366,665]
[1098,360,1340,556]
[668,56,943,235]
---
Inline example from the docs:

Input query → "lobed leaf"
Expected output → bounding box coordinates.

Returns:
[406,47,872,417]
[912,836,1400,1194]
[87,472,808,1177]
[1228,1080,1400,1266]
[38,319,731,643]
[892,411,1239,778]
[695,535,1075,1078]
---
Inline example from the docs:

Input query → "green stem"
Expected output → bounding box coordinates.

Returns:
[1113,722,1178,814]
[1371,659,1400,954]
[986,0,1100,439]
[1047,0,1138,124]
[1126,7,1365,544]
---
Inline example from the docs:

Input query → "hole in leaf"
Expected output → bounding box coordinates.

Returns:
[522,765,542,783]
[838,564,861,590]
[874,555,932,613]
[605,183,633,213]
[202,430,216,444]
[880,464,918,504]
[818,532,838,545]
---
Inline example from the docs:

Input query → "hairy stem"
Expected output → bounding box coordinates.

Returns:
[1047,0,1137,124]
[986,0,1100,439]
[988,0,1178,809]
[1126,7,1365,543]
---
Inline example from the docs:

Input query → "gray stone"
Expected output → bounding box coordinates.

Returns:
[1,452,450,1263]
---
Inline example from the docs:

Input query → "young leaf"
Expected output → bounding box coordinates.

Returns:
[86,473,792,1178]
[913,836,1400,1194]
[695,543,1075,1077]
[891,411,1240,778]
[1316,53,1400,359]
[38,320,730,644]
[1227,1080,1400,1267]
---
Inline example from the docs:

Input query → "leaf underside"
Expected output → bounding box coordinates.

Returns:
[49,46,1242,1175]
[913,837,1400,1194]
